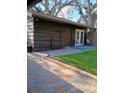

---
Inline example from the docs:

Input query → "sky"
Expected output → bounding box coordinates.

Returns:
[69,0,96,22]
[35,0,96,22]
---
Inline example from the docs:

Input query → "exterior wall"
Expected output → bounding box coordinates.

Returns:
[34,19,75,51]
[87,31,97,46]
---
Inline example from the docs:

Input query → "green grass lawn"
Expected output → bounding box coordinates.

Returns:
[55,50,97,75]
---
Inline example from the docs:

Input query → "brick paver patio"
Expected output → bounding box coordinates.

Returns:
[27,53,96,93]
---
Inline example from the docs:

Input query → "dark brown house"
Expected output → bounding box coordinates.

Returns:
[28,12,95,52]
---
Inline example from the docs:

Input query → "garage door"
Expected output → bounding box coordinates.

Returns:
[34,29,62,51]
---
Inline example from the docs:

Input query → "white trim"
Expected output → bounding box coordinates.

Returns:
[75,29,84,46]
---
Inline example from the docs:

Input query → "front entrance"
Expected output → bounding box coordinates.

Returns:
[75,29,84,46]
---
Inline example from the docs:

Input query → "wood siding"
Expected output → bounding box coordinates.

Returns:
[34,19,75,51]
[87,31,97,46]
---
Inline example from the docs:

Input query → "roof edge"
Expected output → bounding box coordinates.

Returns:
[32,12,92,28]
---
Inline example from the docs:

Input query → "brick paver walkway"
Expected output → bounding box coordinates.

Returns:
[27,53,96,93]
[42,46,96,57]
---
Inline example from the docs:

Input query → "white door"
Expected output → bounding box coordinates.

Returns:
[75,30,84,46]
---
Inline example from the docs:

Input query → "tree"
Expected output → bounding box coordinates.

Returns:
[76,0,97,27]
[32,0,76,17]
[32,0,97,27]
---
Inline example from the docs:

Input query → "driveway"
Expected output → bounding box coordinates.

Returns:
[27,53,97,93]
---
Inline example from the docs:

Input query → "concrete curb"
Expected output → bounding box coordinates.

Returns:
[47,58,97,80]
